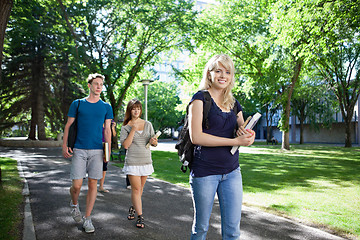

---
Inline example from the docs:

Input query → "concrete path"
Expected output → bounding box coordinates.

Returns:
[0,145,347,240]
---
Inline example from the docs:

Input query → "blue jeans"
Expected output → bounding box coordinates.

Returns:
[190,167,243,240]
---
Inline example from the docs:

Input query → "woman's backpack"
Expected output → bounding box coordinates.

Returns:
[175,91,212,173]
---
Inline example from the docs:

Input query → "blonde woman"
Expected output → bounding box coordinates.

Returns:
[188,54,255,239]
[120,99,158,228]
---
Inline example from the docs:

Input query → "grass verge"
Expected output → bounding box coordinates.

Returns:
[146,145,359,239]
[0,157,24,240]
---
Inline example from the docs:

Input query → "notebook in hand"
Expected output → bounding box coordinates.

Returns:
[146,131,161,149]
[230,112,261,155]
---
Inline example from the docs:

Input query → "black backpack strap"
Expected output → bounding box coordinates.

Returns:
[233,101,239,136]
[201,90,212,129]
[76,99,80,116]
[233,101,238,115]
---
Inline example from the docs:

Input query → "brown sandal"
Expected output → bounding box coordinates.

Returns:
[136,215,145,228]
[128,206,135,220]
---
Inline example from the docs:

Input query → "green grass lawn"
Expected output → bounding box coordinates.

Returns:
[0,157,24,240]
[148,145,360,239]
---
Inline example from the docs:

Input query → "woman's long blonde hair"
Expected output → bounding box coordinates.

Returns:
[199,54,236,110]
[123,99,142,125]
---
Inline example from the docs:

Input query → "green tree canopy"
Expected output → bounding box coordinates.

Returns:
[58,0,198,122]
[1,0,83,139]
[310,0,360,147]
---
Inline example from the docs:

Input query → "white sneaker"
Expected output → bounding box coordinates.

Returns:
[83,217,95,233]
[70,200,82,223]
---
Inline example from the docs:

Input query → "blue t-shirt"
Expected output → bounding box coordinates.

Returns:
[190,91,242,177]
[68,98,113,150]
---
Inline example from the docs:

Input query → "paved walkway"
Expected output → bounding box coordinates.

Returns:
[0,144,348,240]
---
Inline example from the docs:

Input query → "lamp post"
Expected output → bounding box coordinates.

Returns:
[140,79,154,121]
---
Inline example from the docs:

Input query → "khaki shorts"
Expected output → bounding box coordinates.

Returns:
[70,148,103,180]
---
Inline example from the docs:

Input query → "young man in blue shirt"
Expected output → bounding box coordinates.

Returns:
[62,73,113,233]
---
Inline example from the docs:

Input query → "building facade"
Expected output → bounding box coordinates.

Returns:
[267,97,360,145]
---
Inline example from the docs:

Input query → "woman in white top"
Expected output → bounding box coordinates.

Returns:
[120,99,158,228]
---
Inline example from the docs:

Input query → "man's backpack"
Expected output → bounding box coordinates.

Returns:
[175,90,212,173]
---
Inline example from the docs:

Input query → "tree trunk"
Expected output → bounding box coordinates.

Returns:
[281,59,303,150]
[337,84,356,148]
[28,113,37,140]
[281,97,292,150]
[28,54,46,140]
[59,56,73,125]
[36,88,46,140]
[265,108,270,144]
[111,115,119,150]
[36,55,46,140]
[344,118,352,148]
[112,135,119,150]
[0,0,13,82]
[300,120,304,144]
[336,89,355,148]
[299,104,306,144]
[282,130,290,149]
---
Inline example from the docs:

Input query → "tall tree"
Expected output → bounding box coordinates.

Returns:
[1,0,82,139]
[58,0,197,123]
[2,0,49,139]
[309,0,360,147]
[195,0,303,150]
[273,0,360,147]
[268,0,319,150]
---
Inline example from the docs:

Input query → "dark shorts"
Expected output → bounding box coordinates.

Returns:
[103,161,108,171]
